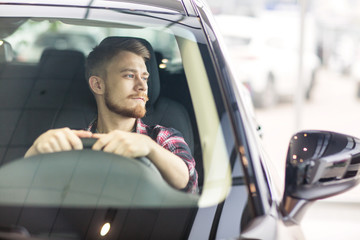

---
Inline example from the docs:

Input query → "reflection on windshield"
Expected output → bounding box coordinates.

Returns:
[4,19,182,65]
[0,150,199,207]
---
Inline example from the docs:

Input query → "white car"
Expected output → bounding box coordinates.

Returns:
[215,12,321,108]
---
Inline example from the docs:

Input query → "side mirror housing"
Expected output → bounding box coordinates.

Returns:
[281,130,360,223]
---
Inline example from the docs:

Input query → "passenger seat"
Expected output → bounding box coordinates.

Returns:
[1,49,92,165]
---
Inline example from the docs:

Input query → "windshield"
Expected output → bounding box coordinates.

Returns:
[0,4,247,239]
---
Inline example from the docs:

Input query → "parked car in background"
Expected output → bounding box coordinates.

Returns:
[215,12,321,108]
[0,1,358,239]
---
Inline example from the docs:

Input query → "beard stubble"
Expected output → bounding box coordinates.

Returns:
[104,91,148,118]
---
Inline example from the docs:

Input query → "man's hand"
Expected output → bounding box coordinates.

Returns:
[25,128,93,157]
[92,130,152,158]
[92,130,190,189]
[25,128,189,190]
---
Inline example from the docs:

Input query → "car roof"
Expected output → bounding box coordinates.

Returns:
[0,0,190,15]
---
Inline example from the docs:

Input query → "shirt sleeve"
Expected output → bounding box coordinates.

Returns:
[155,127,198,194]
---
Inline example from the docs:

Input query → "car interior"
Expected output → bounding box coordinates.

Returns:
[0,18,204,189]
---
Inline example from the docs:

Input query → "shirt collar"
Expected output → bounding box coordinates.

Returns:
[136,118,148,134]
[87,117,146,134]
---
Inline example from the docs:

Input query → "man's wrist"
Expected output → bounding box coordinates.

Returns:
[145,135,157,159]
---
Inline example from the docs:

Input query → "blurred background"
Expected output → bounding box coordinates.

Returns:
[207,0,360,239]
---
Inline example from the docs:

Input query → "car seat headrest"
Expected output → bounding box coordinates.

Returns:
[38,49,85,80]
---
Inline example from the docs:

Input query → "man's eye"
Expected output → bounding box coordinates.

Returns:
[126,74,135,78]
[142,77,148,81]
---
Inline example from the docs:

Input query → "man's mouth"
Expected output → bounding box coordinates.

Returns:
[134,97,145,102]
[130,94,149,102]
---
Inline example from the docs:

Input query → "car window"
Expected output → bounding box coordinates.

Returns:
[0,12,240,208]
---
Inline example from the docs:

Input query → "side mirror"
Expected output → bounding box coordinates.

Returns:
[281,130,360,223]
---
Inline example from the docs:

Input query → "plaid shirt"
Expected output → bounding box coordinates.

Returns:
[87,118,198,193]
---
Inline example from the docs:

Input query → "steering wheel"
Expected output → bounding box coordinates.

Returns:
[80,137,98,149]
[0,146,199,208]
[80,137,160,172]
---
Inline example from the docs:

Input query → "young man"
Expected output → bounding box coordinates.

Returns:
[25,37,198,193]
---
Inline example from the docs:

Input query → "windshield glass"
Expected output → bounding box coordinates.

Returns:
[0,4,247,238]
[0,6,237,205]
[0,3,253,239]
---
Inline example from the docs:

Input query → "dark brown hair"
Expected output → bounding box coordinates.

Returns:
[85,37,150,80]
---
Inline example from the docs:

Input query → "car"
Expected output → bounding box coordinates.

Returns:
[0,1,359,239]
[215,13,321,108]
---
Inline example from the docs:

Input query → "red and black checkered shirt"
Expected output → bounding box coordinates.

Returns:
[87,118,198,194]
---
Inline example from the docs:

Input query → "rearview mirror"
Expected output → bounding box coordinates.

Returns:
[0,40,14,62]
[281,130,360,222]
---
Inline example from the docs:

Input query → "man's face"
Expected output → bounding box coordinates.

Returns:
[103,50,149,118]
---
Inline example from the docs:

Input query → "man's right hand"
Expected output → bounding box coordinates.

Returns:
[24,127,93,158]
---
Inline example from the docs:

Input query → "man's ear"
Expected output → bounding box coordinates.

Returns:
[89,76,105,94]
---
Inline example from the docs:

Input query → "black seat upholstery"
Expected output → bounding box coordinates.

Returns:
[0,49,92,165]
[141,41,194,154]
[0,40,37,165]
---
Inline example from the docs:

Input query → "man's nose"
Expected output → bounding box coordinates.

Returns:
[135,75,148,91]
